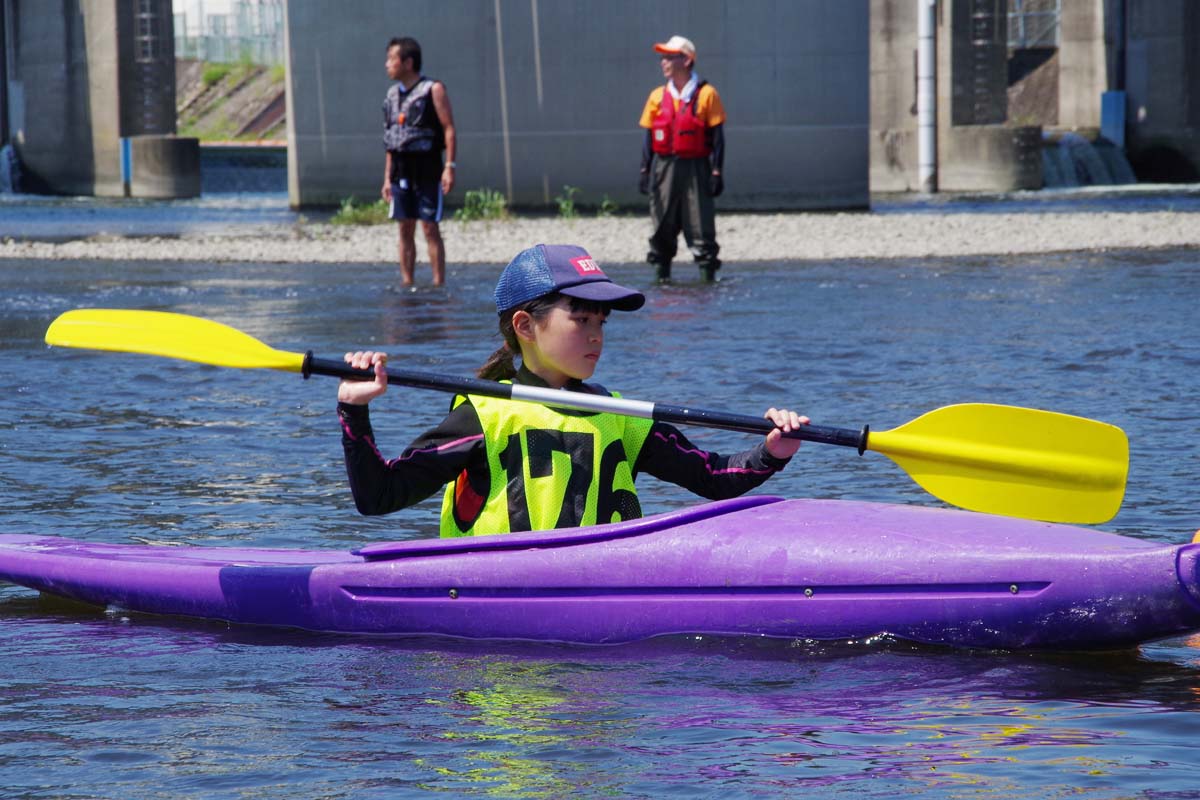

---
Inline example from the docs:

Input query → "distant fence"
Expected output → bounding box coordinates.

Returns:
[175,33,282,65]
[173,0,284,65]
[1008,0,1060,49]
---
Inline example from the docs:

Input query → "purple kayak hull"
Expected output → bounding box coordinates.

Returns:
[2,497,1199,650]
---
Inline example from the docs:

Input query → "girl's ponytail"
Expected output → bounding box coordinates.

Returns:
[477,307,521,380]
[476,341,516,381]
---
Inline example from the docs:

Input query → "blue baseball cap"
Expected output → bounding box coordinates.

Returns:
[494,244,646,314]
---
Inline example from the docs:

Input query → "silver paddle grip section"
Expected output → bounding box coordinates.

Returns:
[511,384,656,418]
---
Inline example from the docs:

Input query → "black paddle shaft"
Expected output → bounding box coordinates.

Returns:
[303,354,869,453]
[652,403,869,452]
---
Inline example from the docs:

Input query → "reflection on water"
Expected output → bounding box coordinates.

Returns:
[399,640,1200,797]
[3,250,1200,796]
[0,192,307,241]
[8,606,1198,797]
[873,183,1200,215]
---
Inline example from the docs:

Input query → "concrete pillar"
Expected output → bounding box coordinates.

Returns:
[81,0,124,195]
[1057,0,1106,130]
[6,0,197,197]
[125,134,201,198]
[5,5,96,194]
[937,0,1042,191]
[869,0,920,191]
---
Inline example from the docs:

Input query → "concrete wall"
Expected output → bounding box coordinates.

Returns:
[871,0,1041,192]
[3,2,99,194]
[127,134,200,197]
[283,0,869,210]
[873,0,1180,193]
[1123,0,1200,181]
[937,123,1042,190]
[937,0,1041,191]
[868,0,918,191]
[2,0,192,196]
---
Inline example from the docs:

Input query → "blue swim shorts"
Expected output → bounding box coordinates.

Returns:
[388,153,444,223]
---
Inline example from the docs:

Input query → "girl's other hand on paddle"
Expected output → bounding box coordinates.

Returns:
[763,408,809,459]
[338,351,389,405]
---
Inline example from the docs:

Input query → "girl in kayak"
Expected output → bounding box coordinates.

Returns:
[337,243,808,536]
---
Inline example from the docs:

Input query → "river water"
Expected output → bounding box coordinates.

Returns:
[2,246,1200,798]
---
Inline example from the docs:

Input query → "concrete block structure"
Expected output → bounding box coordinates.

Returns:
[872,0,1041,192]
[6,0,1194,201]
[0,0,198,197]
[282,1,870,210]
[871,0,1200,192]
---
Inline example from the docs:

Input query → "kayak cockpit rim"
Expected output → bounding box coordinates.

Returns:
[352,495,786,561]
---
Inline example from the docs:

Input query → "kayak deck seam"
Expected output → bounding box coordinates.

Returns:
[339,581,1053,600]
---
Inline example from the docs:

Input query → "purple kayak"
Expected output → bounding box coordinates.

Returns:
[2,496,1199,650]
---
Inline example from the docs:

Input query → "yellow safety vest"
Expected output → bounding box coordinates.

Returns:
[439,390,654,536]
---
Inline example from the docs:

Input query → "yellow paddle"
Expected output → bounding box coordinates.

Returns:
[45,308,1129,524]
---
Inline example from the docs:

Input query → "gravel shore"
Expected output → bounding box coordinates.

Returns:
[3,207,1198,265]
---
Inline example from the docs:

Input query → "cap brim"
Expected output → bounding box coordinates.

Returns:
[560,281,646,311]
[653,44,688,56]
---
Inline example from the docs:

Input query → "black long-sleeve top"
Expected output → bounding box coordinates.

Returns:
[339,366,789,526]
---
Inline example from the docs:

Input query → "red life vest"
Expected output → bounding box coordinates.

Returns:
[650,81,711,159]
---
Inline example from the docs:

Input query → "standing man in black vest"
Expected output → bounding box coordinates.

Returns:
[637,35,726,283]
[382,37,457,288]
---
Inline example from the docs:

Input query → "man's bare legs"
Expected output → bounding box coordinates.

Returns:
[422,221,445,286]
[396,220,445,287]
[397,220,418,286]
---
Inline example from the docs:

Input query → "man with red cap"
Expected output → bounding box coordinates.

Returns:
[638,35,725,283]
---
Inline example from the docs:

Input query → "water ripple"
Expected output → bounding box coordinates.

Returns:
[4,251,1200,797]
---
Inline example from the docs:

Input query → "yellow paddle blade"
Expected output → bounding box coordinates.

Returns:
[868,403,1128,524]
[45,309,306,372]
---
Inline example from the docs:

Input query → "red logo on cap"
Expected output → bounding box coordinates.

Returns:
[570,256,604,277]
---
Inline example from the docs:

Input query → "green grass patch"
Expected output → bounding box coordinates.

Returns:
[597,195,619,218]
[331,197,390,225]
[555,185,580,219]
[229,61,258,86]
[201,63,232,87]
[454,188,510,222]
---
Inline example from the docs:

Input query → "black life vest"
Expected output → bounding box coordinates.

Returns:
[382,77,445,154]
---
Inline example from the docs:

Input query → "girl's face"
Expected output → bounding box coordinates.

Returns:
[517,298,608,388]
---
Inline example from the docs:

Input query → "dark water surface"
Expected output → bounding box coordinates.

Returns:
[0,192,307,241]
[3,250,1200,798]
